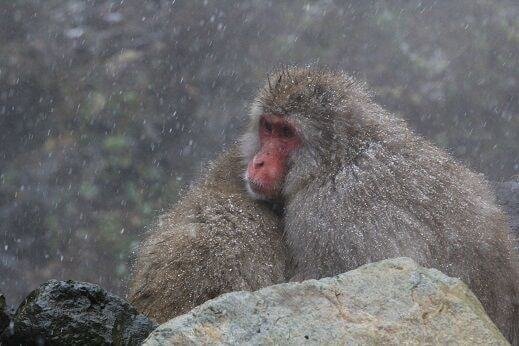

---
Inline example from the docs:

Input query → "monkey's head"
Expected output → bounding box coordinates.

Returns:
[242,67,375,201]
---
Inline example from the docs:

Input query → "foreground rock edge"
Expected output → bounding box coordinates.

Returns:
[0,280,157,345]
[144,257,508,345]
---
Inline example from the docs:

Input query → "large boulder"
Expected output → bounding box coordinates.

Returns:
[144,257,507,345]
[0,280,157,345]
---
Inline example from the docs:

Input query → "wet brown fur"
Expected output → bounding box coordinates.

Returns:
[128,146,287,323]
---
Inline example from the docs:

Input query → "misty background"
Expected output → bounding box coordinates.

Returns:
[1,0,518,306]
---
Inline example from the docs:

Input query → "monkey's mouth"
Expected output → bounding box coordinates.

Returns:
[246,179,279,201]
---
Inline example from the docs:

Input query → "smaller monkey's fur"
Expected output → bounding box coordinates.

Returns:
[128,147,287,323]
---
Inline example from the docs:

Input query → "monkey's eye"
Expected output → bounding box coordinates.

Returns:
[281,125,294,138]
[263,119,273,133]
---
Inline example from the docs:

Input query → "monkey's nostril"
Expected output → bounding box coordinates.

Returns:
[252,155,265,169]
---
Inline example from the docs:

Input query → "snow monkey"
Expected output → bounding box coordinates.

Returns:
[241,67,519,343]
[129,147,288,323]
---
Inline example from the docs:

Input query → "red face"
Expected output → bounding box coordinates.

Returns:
[246,114,301,200]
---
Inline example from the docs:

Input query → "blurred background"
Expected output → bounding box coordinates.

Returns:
[1,0,518,306]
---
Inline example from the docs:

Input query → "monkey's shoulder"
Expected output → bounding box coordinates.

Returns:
[150,185,281,244]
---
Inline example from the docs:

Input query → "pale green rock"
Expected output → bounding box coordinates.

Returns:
[144,257,508,345]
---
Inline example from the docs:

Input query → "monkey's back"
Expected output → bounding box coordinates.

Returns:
[286,132,519,343]
[128,148,287,323]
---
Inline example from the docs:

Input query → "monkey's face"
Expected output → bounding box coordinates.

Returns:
[243,114,302,201]
[242,67,356,201]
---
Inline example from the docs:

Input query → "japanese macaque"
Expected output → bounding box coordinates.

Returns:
[128,147,287,323]
[241,67,519,343]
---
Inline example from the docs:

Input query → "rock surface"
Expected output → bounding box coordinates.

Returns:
[0,280,157,345]
[144,257,507,345]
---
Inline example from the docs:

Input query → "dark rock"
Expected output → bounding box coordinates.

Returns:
[0,280,157,345]
[0,293,11,335]
[495,178,519,239]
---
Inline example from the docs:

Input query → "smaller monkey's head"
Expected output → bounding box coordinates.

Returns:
[241,67,369,201]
